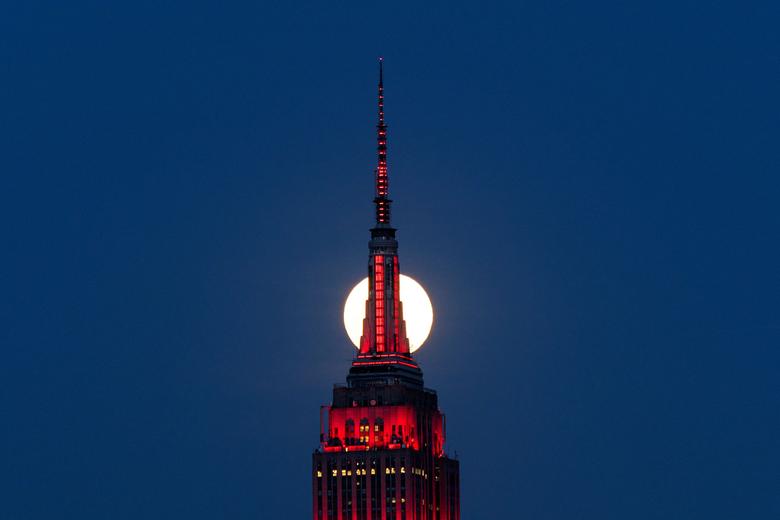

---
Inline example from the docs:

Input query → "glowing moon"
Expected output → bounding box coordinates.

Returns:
[343,274,433,353]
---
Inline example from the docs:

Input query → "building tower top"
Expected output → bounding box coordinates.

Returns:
[313,62,459,520]
[352,59,422,388]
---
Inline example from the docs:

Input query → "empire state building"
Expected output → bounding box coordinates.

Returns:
[312,60,461,520]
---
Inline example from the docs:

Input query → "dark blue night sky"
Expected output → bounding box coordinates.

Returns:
[2,1,778,518]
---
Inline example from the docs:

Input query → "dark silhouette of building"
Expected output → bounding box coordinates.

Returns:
[312,59,460,520]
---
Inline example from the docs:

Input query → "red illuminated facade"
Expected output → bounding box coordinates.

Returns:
[312,60,460,520]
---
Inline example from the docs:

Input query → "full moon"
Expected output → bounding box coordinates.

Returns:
[343,274,433,353]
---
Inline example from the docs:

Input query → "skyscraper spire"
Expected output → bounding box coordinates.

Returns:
[355,58,416,373]
[375,57,390,225]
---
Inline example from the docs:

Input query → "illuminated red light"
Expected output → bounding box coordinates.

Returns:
[322,403,444,457]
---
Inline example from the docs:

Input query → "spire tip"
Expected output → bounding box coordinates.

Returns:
[375,58,389,224]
